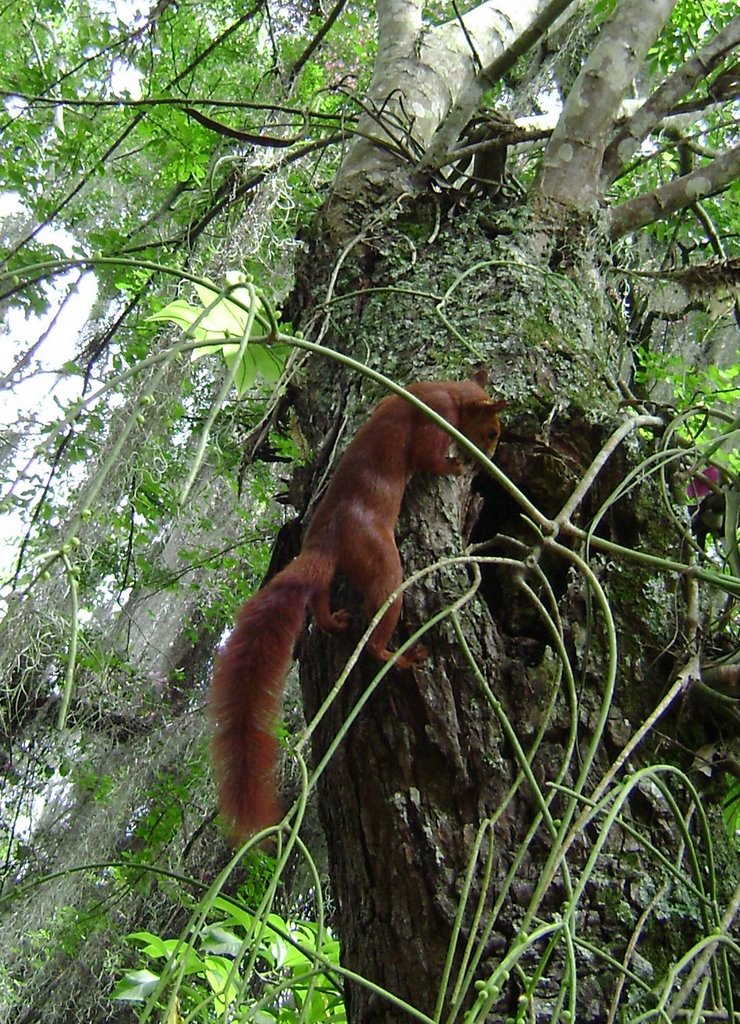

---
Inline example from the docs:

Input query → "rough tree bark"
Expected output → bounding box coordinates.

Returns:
[264,1,740,1022]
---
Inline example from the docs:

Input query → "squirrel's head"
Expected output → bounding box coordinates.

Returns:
[461,397,507,455]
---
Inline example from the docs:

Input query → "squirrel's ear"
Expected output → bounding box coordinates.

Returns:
[466,398,506,421]
[470,367,489,387]
[469,397,507,414]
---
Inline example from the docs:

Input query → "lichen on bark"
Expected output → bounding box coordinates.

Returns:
[277,184,738,1023]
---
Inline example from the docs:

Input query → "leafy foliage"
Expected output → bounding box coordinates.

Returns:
[150,272,291,394]
[113,899,345,1022]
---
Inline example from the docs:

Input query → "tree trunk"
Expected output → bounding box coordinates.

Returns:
[289,202,703,1022]
[274,3,740,1021]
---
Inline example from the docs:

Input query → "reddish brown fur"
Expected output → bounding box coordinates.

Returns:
[210,371,505,841]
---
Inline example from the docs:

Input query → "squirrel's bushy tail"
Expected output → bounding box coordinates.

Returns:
[210,553,331,841]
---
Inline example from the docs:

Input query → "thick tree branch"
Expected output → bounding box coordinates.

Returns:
[332,0,553,197]
[419,0,577,172]
[601,14,740,186]
[536,0,676,212]
[479,0,577,87]
[607,143,740,238]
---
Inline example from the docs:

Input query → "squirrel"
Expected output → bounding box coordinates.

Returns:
[210,370,506,841]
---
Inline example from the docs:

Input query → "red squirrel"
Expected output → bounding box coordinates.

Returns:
[210,370,505,840]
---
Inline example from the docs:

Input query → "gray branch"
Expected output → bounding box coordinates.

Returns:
[419,0,578,172]
[601,14,740,186]
[536,0,676,211]
[333,0,553,197]
[608,143,740,238]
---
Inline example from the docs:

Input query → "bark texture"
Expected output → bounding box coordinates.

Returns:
[281,190,738,1021]
[271,0,740,1016]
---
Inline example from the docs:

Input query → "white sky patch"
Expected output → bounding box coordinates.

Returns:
[112,0,151,22]
[0,210,98,425]
[110,57,143,99]
[0,195,99,579]
[2,95,28,118]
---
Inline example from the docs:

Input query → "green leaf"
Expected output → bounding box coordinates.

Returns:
[192,281,252,337]
[723,779,740,838]
[211,895,255,930]
[128,931,205,974]
[204,955,239,1011]
[128,930,171,957]
[111,969,160,1002]
[251,343,291,384]
[147,298,234,344]
[223,343,257,393]
[200,924,244,956]
[145,272,289,390]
